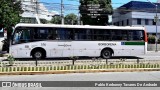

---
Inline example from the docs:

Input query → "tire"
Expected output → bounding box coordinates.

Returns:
[101,49,112,59]
[32,50,44,59]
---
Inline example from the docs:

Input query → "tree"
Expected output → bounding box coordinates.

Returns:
[50,16,61,24]
[64,13,77,25]
[40,19,47,24]
[0,0,22,32]
[50,14,78,25]
[0,0,22,52]
[79,0,113,25]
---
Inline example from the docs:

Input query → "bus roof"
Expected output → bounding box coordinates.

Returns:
[15,23,145,30]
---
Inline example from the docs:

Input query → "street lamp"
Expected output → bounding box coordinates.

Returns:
[147,0,158,52]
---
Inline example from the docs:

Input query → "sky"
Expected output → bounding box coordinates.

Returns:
[39,0,158,15]
[112,0,157,9]
[39,0,79,15]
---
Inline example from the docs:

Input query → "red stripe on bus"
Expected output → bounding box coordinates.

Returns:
[144,29,148,42]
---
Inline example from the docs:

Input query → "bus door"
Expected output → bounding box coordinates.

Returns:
[50,28,73,57]
[11,28,31,58]
[129,30,145,55]
[57,28,73,57]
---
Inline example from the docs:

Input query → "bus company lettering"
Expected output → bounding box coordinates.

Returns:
[58,44,71,47]
[98,43,116,46]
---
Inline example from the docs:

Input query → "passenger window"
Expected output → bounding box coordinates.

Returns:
[128,30,144,41]
[33,28,49,40]
[57,28,74,40]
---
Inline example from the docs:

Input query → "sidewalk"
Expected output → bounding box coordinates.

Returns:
[0,51,160,61]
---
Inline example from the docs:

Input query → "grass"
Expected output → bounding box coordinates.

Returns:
[0,64,160,72]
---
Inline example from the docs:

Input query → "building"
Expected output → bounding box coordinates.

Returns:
[19,0,58,23]
[112,1,160,38]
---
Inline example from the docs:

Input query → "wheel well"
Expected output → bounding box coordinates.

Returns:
[31,47,46,58]
[101,48,114,56]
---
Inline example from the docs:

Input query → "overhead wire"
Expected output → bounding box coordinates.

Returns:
[21,1,160,17]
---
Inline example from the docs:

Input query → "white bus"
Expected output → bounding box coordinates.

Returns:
[9,23,148,59]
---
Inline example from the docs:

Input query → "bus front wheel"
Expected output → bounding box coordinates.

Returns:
[101,49,112,59]
[32,50,44,59]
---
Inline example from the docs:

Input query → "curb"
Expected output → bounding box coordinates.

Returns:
[0,68,160,75]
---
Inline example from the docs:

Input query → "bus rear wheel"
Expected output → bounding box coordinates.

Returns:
[101,49,112,59]
[32,50,44,59]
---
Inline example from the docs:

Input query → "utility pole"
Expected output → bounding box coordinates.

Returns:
[61,0,64,24]
[147,0,158,52]
[77,13,79,25]
[155,5,158,52]
[35,0,41,24]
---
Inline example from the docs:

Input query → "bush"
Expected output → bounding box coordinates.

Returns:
[7,55,15,66]
[148,35,155,44]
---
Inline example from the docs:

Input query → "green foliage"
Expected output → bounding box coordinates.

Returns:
[64,13,78,25]
[7,55,15,66]
[148,35,160,44]
[50,14,78,25]
[50,16,61,24]
[148,35,155,44]
[79,0,113,25]
[0,0,22,33]
[40,19,47,24]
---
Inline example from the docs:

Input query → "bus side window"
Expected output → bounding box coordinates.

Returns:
[33,29,39,40]
[33,28,50,40]
[128,30,144,41]
[23,30,30,42]
[47,32,57,40]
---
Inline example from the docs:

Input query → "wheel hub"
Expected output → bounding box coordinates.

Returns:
[35,52,42,58]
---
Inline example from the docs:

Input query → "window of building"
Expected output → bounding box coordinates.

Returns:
[127,19,129,25]
[145,19,149,25]
[152,19,156,25]
[117,22,119,26]
[137,19,141,25]
[122,21,124,26]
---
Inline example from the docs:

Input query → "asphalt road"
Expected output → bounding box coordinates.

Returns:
[1,51,160,90]
[0,71,160,90]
